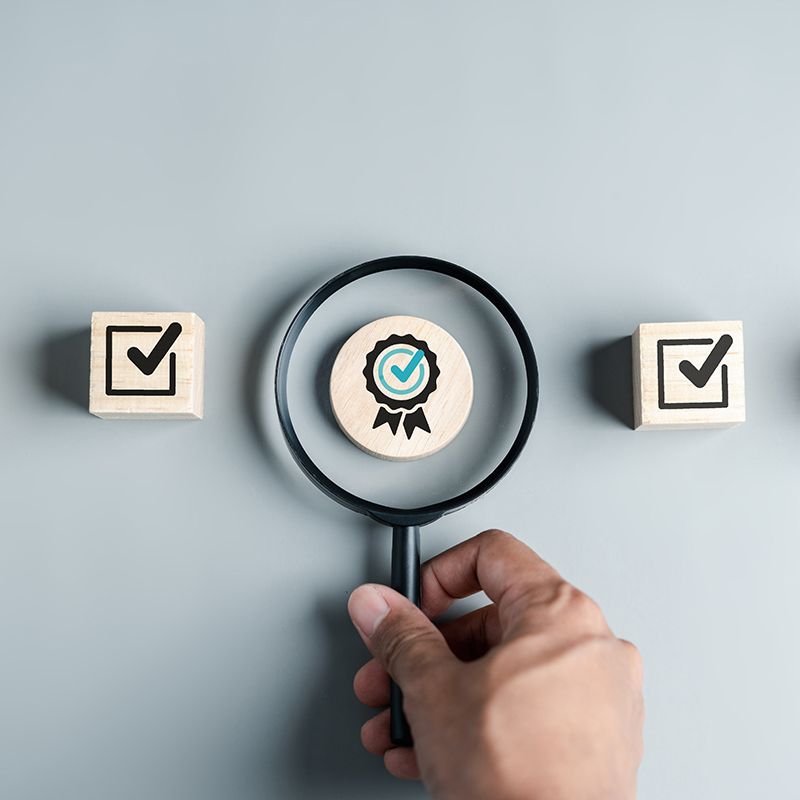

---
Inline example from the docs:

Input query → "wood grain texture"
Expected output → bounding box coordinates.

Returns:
[89,311,205,419]
[330,315,473,460]
[632,320,745,430]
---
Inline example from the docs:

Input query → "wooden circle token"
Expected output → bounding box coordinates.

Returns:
[330,316,473,461]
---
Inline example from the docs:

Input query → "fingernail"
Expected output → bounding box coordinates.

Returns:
[349,585,390,637]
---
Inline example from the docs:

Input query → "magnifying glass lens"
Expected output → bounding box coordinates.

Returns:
[285,270,528,509]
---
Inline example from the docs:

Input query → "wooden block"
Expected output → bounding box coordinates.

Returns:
[330,315,473,461]
[89,312,205,419]
[632,320,745,430]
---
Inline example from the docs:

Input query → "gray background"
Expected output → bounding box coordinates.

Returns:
[1,2,799,798]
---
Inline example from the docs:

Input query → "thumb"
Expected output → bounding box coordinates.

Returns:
[348,584,456,691]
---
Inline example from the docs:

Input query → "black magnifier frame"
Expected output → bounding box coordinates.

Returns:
[274,255,539,745]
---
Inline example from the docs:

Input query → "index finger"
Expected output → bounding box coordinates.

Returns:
[421,529,565,635]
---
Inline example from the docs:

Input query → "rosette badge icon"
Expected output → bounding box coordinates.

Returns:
[330,314,473,461]
[363,333,440,439]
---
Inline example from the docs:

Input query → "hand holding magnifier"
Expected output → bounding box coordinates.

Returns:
[274,255,539,746]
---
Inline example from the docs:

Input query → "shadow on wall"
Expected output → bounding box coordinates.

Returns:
[585,337,634,429]
[38,327,90,410]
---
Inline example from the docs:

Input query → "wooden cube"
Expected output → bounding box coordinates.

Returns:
[632,320,745,430]
[89,312,205,419]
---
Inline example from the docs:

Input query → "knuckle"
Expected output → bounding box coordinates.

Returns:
[563,586,607,630]
[502,579,567,629]
[476,528,514,548]
[504,580,609,634]
[621,639,644,683]
[505,582,550,620]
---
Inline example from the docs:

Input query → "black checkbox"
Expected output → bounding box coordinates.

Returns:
[657,338,729,409]
[105,326,177,396]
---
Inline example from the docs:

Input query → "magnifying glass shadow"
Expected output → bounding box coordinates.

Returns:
[241,271,333,510]
[243,270,414,791]
[278,517,414,794]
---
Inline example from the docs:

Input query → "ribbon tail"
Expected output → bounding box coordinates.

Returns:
[373,406,402,435]
[402,407,430,439]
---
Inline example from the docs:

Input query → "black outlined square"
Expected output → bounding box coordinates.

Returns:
[105,326,177,396]
[657,338,728,409]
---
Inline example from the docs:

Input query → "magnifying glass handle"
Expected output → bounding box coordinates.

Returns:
[389,524,420,747]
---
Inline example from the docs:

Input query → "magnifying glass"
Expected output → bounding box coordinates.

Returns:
[274,255,539,746]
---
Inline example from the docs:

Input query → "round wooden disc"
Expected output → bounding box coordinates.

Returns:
[330,316,473,461]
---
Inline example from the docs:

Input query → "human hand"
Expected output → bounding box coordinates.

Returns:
[348,530,644,800]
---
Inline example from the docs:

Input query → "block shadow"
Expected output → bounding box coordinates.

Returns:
[37,327,91,411]
[313,331,354,438]
[585,336,634,429]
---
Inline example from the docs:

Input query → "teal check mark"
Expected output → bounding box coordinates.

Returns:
[390,349,425,383]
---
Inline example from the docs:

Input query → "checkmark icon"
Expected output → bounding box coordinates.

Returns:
[390,348,425,383]
[127,322,183,375]
[678,334,733,388]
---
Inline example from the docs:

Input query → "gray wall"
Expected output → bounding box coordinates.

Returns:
[2,2,799,798]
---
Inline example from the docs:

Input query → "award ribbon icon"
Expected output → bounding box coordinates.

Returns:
[363,333,440,439]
